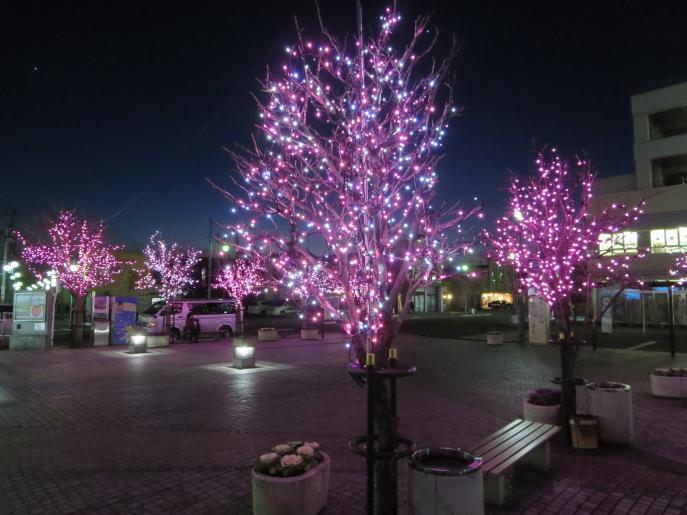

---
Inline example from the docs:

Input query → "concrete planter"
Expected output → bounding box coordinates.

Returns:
[145,334,169,348]
[408,448,483,515]
[522,400,560,425]
[301,328,320,340]
[486,332,503,345]
[587,382,633,444]
[650,374,687,398]
[252,452,330,515]
[258,328,278,341]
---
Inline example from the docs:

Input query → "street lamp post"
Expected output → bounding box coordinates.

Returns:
[512,209,527,344]
[2,261,20,303]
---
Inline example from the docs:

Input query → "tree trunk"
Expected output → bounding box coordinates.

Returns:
[71,295,86,347]
[553,300,575,445]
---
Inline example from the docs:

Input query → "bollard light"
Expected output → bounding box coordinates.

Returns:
[128,329,148,354]
[131,334,146,346]
[233,345,256,369]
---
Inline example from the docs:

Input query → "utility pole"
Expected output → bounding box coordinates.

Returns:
[207,218,214,299]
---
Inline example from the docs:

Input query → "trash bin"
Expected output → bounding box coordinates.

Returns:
[586,382,633,444]
[570,415,598,449]
[408,448,484,515]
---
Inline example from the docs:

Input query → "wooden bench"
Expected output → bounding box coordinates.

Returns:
[471,418,560,506]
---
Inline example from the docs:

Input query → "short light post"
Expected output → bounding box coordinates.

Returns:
[128,328,148,354]
[233,344,256,369]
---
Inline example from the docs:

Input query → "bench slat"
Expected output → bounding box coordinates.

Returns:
[479,424,550,473]
[472,419,529,451]
[474,420,542,457]
[488,426,560,476]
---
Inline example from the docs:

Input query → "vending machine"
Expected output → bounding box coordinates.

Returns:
[92,294,110,346]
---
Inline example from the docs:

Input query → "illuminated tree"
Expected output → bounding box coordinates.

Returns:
[136,232,201,300]
[17,210,123,346]
[213,7,480,360]
[487,149,644,441]
[671,254,687,284]
[212,7,480,510]
[213,258,265,302]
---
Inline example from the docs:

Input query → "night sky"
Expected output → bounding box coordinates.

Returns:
[3,1,686,250]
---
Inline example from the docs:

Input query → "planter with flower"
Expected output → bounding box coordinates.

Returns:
[650,368,687,398]
[252,441,330,515]
[522,388,561,425]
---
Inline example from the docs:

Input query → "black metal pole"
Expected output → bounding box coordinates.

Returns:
[389,348,397,417]
[388,348,398,515]
[366,353,375,515]
[517,292,526,344]
[668,284,675,357]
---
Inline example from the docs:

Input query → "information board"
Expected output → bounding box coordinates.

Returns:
[111,296,137,345]
[14,292,47,322]
[528,295,550,345]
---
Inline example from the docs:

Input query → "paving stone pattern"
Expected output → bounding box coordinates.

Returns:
[1,334,687,514]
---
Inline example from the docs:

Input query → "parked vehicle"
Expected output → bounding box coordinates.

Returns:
[138,299,238,340]
[266,300,301,317]
[488,300,512,310]
[303,297,346,323]
[244,299,270,316]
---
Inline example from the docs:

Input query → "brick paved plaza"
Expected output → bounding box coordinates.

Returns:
[2,334,687,514]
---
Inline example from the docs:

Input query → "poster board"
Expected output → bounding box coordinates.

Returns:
[111,296,137,345]
[14,292,47,322]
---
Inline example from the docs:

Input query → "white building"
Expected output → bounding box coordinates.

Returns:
[592,82,687,326]
[593,82,687,281]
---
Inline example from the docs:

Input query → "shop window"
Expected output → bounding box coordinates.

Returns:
[651,227,687,253]
[599,231,638,255]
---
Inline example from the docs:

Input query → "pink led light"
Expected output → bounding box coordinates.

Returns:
[135,232,201,300]
[17,210,123,298]
[210,7,482,358]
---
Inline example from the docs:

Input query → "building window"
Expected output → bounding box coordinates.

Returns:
[599,232,638,255]
[651,227,687,253]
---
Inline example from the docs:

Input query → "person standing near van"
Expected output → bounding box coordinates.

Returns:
[184,312,200,342]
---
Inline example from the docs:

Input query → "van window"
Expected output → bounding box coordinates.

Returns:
[161,303,182,316]
[190,303,210,315]
[144,300,166,315]
[213,302,236,314]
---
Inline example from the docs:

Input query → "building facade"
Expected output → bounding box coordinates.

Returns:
[593,82,687,280]
[592,82,687,325]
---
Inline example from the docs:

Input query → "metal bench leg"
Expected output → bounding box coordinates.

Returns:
[521,441,551,471]
[484,474,508,506]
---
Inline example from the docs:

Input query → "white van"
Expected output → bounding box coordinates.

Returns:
[138,299,238,340]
